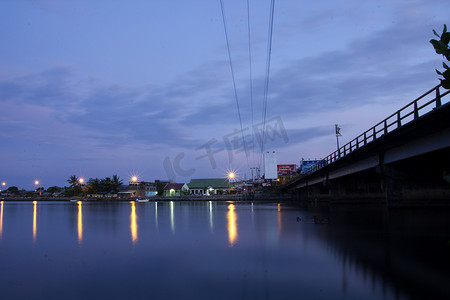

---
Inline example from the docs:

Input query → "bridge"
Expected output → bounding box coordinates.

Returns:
[282,84,450,206]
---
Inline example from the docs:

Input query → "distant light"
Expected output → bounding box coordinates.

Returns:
[79,178,84,184]
[228,172,235,179]
[132,176,138,182]
[1,182,5,186]
[34,180,39,186]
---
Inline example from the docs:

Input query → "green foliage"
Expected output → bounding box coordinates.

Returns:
[7,186,19,194]
[65,175,82,196]
[47,186,63,194]
[430,24,450,89]
[86,175,123,194]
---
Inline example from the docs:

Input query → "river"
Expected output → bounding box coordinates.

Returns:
[0,200,448,300]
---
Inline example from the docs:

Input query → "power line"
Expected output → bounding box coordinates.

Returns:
[219,0,250,169]
[259,0,276,170]
[247,0,254,166]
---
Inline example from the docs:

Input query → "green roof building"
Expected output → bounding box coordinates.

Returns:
[187,178,230,196]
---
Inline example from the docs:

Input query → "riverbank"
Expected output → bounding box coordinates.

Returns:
[0,192,289,202]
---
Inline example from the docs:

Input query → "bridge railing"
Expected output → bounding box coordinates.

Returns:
[305,84,450,175]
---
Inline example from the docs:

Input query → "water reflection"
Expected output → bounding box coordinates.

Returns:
[277,203,282,234]
[209,201,213,231]
[77,201,83,244]
[0,201,3,239]
[227,203,237,246]
[170,201,174,233]
[155,201,158,229]
[130,201,138,244]
[0,201,447,299]
[32,201,37,242]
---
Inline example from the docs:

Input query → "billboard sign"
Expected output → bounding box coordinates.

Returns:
[264,152,277,179]
[277,164,297,176]
[299,160,323,174]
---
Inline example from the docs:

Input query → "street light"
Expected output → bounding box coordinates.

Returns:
[35,180,41,196]
[131,176,138,198]
[78,178,85,197]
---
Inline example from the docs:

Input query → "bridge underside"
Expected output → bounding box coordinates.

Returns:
[289,147,449,206]
[284,102,450,206]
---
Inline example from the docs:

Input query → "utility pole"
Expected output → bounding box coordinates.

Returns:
[335,124,342,151]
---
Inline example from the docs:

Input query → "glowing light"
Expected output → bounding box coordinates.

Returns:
[209,201,213,231]
[77,201,83,244]
[131,176,138,182]
[33,201,37,242]
[1,182,5,186]
[155,202,158,228]
[34,180,39,186]
[78,178,85,184]
[0,201,3,239]
[278,203,283,235]
[227,204,238,247]
[170,201,175,232]
[130,201,138,244]
[225,168,239,183]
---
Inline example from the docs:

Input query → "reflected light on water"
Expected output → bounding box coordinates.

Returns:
[155,202,158,229]
[277,203,282,234]
[33,201,37,242]
[77,201,83,244]
[0,201,3,239]
[130,201,138,244]
[227,203,237,247]
[170,201,175,233]
[209,201,213,231]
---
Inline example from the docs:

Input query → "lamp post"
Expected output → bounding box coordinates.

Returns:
[34,180,41,196]
[78,178,85,197]
[335,124,342,152]
[132,176,138,198]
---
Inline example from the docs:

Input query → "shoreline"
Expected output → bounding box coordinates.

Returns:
[0,193,287,202]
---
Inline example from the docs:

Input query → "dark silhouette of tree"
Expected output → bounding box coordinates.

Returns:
[430,24,450,89]
[86,175,123,194]
[67,175,79,187]
[7,186,19,194]
[65,175,82,196]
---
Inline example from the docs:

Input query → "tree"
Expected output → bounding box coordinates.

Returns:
[430,24,450,89]
[47,186,62,194]
[65,175,82,196]
[7,186,19,195]
[67,175,79,187]
[111,174,123,191]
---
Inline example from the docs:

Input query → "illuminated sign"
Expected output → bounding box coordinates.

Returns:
[277,164,297,175]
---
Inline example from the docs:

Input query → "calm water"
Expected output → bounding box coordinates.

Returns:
[0,200,449,300]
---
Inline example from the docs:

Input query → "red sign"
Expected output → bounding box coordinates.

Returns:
[277,164,297,175]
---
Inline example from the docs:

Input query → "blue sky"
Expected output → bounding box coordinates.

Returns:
[0,0,449,189]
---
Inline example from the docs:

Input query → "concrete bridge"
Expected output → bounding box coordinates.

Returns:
[282,84,450,206]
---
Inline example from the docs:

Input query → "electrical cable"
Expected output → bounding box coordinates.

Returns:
[259,0,276,171]
[219,0,250,169]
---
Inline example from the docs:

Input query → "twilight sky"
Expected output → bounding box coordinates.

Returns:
[0,0,448,189]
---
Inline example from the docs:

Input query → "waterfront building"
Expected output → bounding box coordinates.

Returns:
[163,183,189,197]
[187,178,230,196]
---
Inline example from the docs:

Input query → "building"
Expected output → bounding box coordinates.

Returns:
[264,151,277,179]
[137,181,157,197]
[277,164,297,185]
[187,178,230,196]
[163,183,189,197]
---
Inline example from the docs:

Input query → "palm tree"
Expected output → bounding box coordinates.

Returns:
[67,175,79,188]
[111,174,123,192]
